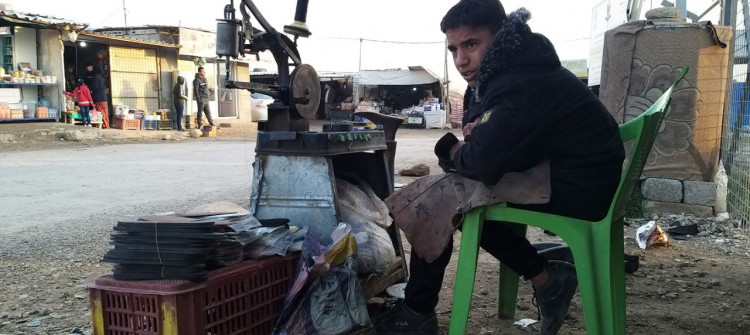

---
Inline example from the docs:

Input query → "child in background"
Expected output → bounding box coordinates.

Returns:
[72,79,94,126]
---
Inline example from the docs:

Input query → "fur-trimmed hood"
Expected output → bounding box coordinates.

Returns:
[474,8,561,100]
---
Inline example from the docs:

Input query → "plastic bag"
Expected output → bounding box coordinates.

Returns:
[272,224,370,335]
[243,225,307,258]
[336,177,392,229]
[336,178,396,275]
[636,220,669,249]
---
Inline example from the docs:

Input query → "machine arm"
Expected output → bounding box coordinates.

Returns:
[239,0,302,66]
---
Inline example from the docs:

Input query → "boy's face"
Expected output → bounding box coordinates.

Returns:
[86,65,93,72]
[446,25,494,87]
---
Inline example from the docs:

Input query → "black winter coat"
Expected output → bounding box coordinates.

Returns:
[448,9,625,221]
[193,75,210,102]
[85,71,107,103]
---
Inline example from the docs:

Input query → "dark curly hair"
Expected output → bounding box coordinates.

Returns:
[440,0,507,34]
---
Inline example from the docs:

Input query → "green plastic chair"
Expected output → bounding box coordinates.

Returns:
[448,68,689,335]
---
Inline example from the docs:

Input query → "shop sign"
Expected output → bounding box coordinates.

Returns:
[179,28,217,58]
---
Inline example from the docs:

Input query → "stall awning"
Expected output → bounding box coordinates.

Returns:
[359,66,440,86]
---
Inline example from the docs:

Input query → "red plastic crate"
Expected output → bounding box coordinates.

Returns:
[89,254,298,335]
[114,118,141,130]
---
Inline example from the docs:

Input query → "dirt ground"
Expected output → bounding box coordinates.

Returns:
[1,121,749,335]
[430,219,750,335]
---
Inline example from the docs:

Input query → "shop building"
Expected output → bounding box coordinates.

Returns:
[69,31,180,119]
[0,8,83,122]
[0,7,180,125]
[95,26,259,125]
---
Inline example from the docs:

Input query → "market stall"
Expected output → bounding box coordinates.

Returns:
[318,73,356,121]
[0,11,74,123]
[61,31,181,128]
[355,66,446,128]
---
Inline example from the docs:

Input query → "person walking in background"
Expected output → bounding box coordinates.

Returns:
[85,62,109,128]
[193,66,214,128]
[173,76,188,131]
[72,79,94,127]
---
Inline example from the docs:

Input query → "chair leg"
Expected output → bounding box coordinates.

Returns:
[497,224,526,319]
[569,228,625,335]
[609,223,627,335]
[498,263,520,319]
[449,208,485,335]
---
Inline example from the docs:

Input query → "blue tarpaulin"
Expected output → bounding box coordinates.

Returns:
[730,82,750,129]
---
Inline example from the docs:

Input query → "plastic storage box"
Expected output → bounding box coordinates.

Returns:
[114,118,141,130]
[89,254,298,335]
[141,120,158,130]
[158,120,172,130]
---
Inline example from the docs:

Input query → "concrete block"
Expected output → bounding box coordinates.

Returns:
[683,181,717,206]
[641,178,683,203]
[642,200,714,217]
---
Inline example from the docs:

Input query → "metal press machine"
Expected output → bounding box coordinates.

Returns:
[215,0,408,297]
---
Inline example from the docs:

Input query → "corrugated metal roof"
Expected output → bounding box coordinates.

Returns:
[96,25,215,34]
[78,31,181,48]
[0,10,86,28]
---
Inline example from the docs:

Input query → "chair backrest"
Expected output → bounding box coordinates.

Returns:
[608,67,689,222]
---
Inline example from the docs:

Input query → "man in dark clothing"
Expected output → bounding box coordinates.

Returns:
[193,66,214,128]
[173,76,188,131]
[85,63,109,128]
[373,1,625,335]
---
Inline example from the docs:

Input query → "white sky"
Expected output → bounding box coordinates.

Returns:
[14,0,722,89]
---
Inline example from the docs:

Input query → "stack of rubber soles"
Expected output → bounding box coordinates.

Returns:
[102,220,224,282]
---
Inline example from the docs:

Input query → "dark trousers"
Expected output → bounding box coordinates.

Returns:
[404,221,547,314]
[174,103,184,131]
[197,100,214,127]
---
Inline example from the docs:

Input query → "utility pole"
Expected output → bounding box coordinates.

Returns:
[123,0,128,27]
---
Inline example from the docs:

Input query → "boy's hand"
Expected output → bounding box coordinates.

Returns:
[462,119,480,140]
[435,132,459,173]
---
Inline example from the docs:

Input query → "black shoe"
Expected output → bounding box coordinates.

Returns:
[534,261,578,335]
[372,301,438,335]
